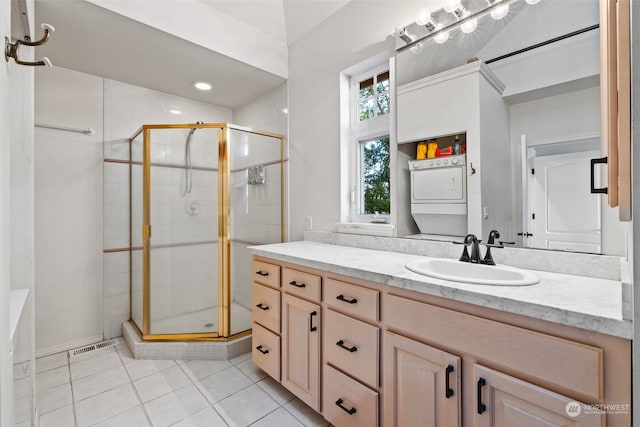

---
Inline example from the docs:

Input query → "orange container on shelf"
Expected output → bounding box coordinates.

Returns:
[427,141,438,159]
[416,141,427,160]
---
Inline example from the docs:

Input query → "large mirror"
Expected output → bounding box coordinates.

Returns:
[393,0,627,256]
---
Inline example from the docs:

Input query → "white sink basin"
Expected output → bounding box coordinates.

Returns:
[405,258,540,286]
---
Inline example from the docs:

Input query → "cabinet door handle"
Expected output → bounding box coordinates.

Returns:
[256,345,269,355]
[336,340,358,353]
[289,280,306,288]
[256,303,269,311]
[256,270,269,277]
[590,157,608,194]
[477,378,486,414]
[336,294,358,304]
[309,311,317,332]
[445,364,454,398]
[335,398,357,415]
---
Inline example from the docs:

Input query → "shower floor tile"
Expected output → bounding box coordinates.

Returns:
[149,303,252,335]
[37,346,331,427]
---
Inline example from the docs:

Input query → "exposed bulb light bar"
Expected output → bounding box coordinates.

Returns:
[416,8,439,32]
[396,0,540,51]
[391,27,415,44]
[461,18,478,33]
[443,0,468,19]
[488,0,509,19]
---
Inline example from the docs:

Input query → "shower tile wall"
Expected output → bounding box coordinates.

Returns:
[103,79,232,339]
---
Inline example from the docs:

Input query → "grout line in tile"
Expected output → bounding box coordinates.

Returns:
[176,362,230,426]
[246,406,282,426]
[112,346,154,427]
[65,355,78,427]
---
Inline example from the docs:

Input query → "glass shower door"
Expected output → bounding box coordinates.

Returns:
[228,127,284,336]
[144,126,220,336]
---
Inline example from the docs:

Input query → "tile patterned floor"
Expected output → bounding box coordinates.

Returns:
[36,338,330,427]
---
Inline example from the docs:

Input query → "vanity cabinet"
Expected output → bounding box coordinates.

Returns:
[473,364,603,427]
[252,260,282,381]
[251,256,630,427]
[281,292,321,411]
[383,331,461,427]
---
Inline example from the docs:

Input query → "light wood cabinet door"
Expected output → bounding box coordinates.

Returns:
[383,331,461,427]
[281,293,321,411]
[473,364,604,427]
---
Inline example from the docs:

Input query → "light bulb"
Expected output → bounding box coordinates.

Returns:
[525,0,540,4]
[410,42,424,54]
[461,18,478,33]
[443,0,461,13]
[416,8,432,25]
[491,4,509,19]
[434,31,449,44]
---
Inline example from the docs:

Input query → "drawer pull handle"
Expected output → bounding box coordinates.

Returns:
[477,378,486,414]
[335,398,357,415]
[256,270,269,277]
[445,364,454,398]
[336,294,358,304]
[256,303,269,311]
[289,280,306,288]
[336,340,357,353]
[256,345,269,355]
[310,311,318,332]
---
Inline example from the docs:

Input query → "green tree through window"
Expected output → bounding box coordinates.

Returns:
[361,137,390,214]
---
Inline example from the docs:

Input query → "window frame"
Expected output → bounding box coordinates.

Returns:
[349,63,391,223]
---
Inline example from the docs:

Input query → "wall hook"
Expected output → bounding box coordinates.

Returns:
[5,23,55,67]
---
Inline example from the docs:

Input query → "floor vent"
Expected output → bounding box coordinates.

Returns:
[68,340,116,360]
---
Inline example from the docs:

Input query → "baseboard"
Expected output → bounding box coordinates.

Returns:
[36,334,104,358]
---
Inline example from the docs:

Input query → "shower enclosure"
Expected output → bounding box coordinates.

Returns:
[126,123,285,340]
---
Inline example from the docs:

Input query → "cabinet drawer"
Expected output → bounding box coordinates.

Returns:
[324,309,379,389]
[252,322,280,381]
[323,364,378,427]
[252,283,280,334]
[253,260,280,289]
[282,267,321,302]
[325,278,379,322]
[385,294,603,401]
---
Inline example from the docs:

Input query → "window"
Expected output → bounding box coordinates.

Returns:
[349,64,391,222]
[358,71,390,121]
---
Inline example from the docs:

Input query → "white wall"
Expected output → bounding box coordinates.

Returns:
[35,66,104,356]
[288,2,418,240]
[1,0,36,424]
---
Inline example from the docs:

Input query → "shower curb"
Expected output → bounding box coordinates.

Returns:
[122,321,251,360]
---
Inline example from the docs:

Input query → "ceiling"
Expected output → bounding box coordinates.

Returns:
[34,0,352,109]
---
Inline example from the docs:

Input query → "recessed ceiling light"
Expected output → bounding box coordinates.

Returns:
[169,109,182,115]
[193,81,212,91]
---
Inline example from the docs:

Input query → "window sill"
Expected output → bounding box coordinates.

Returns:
[335,222,395,237]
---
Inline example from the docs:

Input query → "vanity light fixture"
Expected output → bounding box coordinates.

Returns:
[434,31,450,44]
[391,27,415,44]
[443,0,468,20]
[488,0,510,19]
[397,0,541,51]
[416,7,439,32]
[461,18,478,33]
[193,81,212,91]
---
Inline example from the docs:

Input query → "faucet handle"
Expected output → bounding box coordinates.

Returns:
[499,240,515,245]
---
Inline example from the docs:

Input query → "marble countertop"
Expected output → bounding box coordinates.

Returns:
[251,241,632,339]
